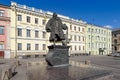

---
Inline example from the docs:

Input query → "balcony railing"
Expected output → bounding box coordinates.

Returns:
[17,3,45,13]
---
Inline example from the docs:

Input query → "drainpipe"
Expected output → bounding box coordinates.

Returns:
[14,5,17,58]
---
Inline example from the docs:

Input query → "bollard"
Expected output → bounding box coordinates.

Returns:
[1,65,9,80]
[2,71,9,80]
[16,60,21,66]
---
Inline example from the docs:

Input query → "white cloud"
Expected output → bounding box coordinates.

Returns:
[104,25,113,29]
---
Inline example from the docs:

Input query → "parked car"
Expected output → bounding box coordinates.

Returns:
[111,52,120,57]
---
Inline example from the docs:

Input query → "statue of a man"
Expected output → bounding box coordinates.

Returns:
[46,13,68,45]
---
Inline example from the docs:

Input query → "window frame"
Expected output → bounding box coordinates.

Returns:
[18,43,22,50]
[17,28,22,36]
[35,30,39,38]
[27,16,31,23]
[0,26,4,35]
[35,18,38,24]
[26,29,31,37]
[0,10,4,16]
[18,14,22,21]
[35,44,39,50]
[27,43,31,50]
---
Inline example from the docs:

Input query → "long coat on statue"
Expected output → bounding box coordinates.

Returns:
[46,14,67,42]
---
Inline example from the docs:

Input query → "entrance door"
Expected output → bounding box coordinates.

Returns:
[0,51,4,58]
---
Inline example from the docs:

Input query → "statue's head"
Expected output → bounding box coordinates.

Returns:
[53,13,57,18]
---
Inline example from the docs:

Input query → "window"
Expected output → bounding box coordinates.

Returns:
[79,36,81,41]
[96,29,97,33]
[79,46,81,50]
[114,40,117,44]
[104,38,106,41]
[104,31,106,35]
[35,18,38,24]
[27,29,31,37]
[98,36,100,40]
[18,14,22,21]
[70,25,72,30]
[43,32,46,38]
[96,42,97,48]
[70,35,72,40]
[18,43,22,50]
[82,28,84,32]
[27,43,31,50]
[74,26,76,31]
[91,29,94,32]
[75,46,77,50]
[35,44,39,50]
[89,35,91,39]
[92,43,94,48]
[0,10,4,16]
[70,46,72,50]
[92,36,94,40]
[83,46,84,50]
[88,28,90,32]
[0,26,4,34]
[114,46,117,51]
[0,43,4,49]
[109,32,111,36]
[83,36,84,41]
[114,34,117,37]
[101,30,103,34]
[43,44,46,50]
[78,27,80,31]
[74,36,77,41]
[18,28,22,36]
[42,20,46,25]
[27,16,30,23]
[35,30,39,38]
[89,43,90,48]
[99,29,100,33]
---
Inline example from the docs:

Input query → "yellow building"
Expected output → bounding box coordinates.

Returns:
[10,2,86,58]
[86,24,112,55]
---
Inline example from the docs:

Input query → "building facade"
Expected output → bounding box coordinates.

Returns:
[0,2,112,58]
[112,29,120,52]
[86,24,112,55]
[10,2,86,58]
[0,4,10,58]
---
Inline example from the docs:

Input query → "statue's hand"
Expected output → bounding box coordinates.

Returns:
[62,24,68,30]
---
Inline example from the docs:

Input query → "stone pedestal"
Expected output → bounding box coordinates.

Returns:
[45,45,70,66]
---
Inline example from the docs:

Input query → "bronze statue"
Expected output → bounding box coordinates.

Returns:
[45,13,70,66]
[46,13,68,45]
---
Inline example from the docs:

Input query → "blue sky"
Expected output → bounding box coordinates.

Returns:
[0,0,120,29]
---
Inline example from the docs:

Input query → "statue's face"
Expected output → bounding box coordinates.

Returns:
[53,13,57,18]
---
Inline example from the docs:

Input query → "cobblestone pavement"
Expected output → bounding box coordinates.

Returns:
[0,55,120,80]
[70,55,120,80]
[0,58,45,80]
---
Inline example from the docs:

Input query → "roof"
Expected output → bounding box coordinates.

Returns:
[0,4,10,8]
[112,29,120,34]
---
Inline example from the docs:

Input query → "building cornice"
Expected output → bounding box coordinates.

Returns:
[87,24,112,30]
[11,1,87,27]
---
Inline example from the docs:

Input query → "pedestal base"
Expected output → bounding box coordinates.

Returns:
[45,45,70,66]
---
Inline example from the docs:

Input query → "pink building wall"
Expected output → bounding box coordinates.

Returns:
[0,5,10,50]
